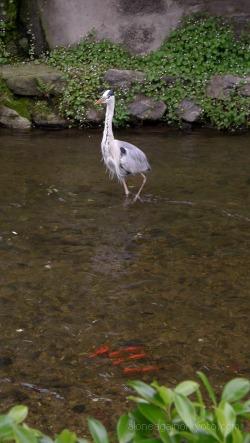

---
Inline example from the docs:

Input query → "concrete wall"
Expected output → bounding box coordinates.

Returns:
[20,0,250,54]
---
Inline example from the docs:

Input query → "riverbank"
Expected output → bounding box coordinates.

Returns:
[0,16,249,132]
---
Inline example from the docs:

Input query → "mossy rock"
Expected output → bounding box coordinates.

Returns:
[0,76,32,118]
[0,105,31,129]
[4,98,31,119]
[0,62,66,96]
[31,100,68,128]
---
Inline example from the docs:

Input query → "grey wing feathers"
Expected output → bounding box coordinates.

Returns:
[117,140,150,175]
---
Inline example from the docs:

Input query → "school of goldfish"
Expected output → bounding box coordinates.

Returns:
[89,345,159,375]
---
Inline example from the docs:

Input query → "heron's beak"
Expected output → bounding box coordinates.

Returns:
[95,98,104,105]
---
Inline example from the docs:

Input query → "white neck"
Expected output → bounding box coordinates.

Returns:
[102,97,115,144]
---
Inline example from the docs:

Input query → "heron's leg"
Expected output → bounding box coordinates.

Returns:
[122,178,130,197]
[134,173,146,202]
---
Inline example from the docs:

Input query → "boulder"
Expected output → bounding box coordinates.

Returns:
[104,69,146,89]
[128,95,166,120]
[178,99,202,123]
[18,0,250,56]
[0,62,66,97]
[0,106,31,129]
[206,75,250,99]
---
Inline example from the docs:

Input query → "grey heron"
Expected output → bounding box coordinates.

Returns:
[96,90,151,201]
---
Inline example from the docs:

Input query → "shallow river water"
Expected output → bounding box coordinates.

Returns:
[0,128,250,434]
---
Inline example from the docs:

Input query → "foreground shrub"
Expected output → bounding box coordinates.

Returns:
[0,372,249,443]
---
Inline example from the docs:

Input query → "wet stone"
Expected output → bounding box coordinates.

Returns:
[206,74,250,99]
[12,389,29,402]
[128,95,166,120]
[178,99,202,123]
[71,404,86,413]
[118,339,144,347]
[0,356,13,367]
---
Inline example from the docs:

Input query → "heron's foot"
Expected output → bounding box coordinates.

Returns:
[133,194,143,203]
[123,195,133,207]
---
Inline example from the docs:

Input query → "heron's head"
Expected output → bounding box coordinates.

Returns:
[95,89,114,105]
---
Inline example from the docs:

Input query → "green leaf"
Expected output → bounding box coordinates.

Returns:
[216,401,236,437]
[233,400,250,416]
[232,427,243,443]
[222,379,250,403]
[130,409,152,438]
[13,425,37,443]
[195,389,206,419]
[158,427,174,443]
[22,425,42,439]
[134,439,162,443]
[87,418,109,443]
[55,430,77,443]
[128,382,163,407]
[174,393,197,431]
[138,404,171,443]
[197,372,217,406]
[151,384,174,406]
[178,431,198,442]
[138,404,167,426]
[0,415,14,440]
[127,396,149,404]
[39,436,54,443]
[117,414,135,443]
[128,382,156,400]
[243,435,250,443]
[175,381,199,397]
[8,406,28,424]
[195,420,220,440]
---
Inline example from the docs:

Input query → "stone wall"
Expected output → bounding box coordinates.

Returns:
[20,0,250,54]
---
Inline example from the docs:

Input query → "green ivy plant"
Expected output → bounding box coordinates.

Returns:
[0,0,19,64]
[46,15,249,130]
[0,39,9,64]
[0,373,249,443]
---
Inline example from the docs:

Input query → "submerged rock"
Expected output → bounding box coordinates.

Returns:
[0,106,31,129]
[128,95,166,120]
[0,356,13,367]
[0,62,66,97]
[71,404,86,413]
[206,75,250,99]
[104,69,146,88]
[178,99,202,123]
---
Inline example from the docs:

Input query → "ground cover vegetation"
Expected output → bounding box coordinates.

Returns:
[0,373,249,443]
[47,16,250,130]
